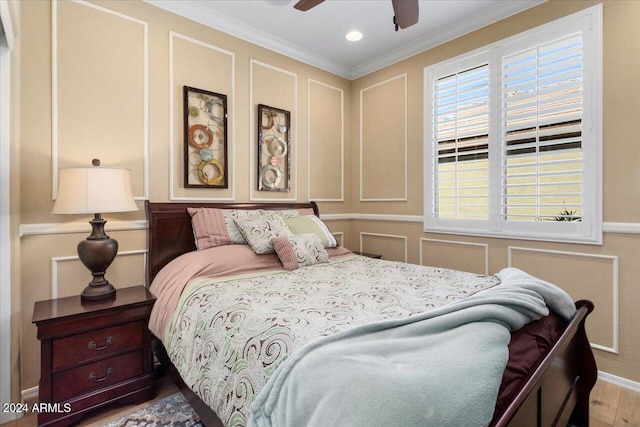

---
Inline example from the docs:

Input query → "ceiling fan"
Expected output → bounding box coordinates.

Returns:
[293,0,419,31]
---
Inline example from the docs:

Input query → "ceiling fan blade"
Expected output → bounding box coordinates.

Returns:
[293,0,325,11]
[392,0,419,29]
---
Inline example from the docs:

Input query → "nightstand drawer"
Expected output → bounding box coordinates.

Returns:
[52,320,144,370]
[52,350,145,402]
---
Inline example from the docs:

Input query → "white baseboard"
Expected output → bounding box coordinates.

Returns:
[21,385,38,402]
[598,370,640,393]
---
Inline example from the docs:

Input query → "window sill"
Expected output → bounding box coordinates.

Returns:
[423,224,603,246]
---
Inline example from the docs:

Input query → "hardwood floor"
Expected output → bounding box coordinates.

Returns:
[2,378,638,426]
[590,380,640,427]
[2,376,178,427]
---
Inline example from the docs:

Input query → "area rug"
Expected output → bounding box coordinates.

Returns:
[103,392,202,426]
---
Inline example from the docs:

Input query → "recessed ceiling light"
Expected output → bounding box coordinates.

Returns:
[346,31,363,42]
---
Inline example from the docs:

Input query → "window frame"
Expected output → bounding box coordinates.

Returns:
[423,4,602,245]
[0,1,13,422]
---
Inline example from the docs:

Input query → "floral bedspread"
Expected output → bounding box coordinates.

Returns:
[164,255,499,427]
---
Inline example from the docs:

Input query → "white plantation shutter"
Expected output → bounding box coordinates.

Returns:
[501,34,584,222]
[424,5,601,244]
[433,64,490,220]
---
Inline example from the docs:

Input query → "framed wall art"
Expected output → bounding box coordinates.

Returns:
[183,86,228,188]
[257,104,290,192]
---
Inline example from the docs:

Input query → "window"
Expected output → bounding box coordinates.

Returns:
[424,5,602,244]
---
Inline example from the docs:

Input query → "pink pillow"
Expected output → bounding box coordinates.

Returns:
[188,208,262,250]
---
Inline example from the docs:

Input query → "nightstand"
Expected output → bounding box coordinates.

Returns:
[32,286,156,426]
[353,251,382,259]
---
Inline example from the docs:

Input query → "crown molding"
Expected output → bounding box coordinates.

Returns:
[145,0,544,81]
[144,0,352,79]
[349,0,544,79]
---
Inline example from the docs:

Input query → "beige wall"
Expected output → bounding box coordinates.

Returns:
[11,0,640,399]
[15,0,351,392]
[350,0,640,383]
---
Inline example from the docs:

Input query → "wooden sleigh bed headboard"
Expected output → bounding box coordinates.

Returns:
[144,200,318,286]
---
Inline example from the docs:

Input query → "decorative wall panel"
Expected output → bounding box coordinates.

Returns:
[509,246,618,353]
[53,0,148,199]
[332,231,344,247]
[308,80,344,201]
[170,32,235,201]
[250,60,297,201]
[360,74,407,201]
[420,238,488,275]
[51,250,147,299]
[360,232,407,262]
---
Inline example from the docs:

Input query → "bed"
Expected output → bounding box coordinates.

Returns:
[145,200,597,427]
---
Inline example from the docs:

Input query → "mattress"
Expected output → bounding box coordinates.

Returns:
[149,245,569,426]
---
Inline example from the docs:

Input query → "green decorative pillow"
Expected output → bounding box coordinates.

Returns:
[271,234,330,271]
[234,211,293,254]
[285,215,337,248]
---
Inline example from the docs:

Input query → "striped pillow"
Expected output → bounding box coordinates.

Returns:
[187,208,263,250]
[271,234,330,271]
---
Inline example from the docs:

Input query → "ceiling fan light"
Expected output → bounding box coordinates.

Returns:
[346,31,363,42]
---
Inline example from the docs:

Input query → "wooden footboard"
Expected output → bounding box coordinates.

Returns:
[153,300,597,427]
[491,300,597,427]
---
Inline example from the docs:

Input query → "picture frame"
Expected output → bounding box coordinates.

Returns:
[183,86,228,188]
[257,104,291,192]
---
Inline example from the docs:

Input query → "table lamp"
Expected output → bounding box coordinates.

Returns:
[52,159,138,301]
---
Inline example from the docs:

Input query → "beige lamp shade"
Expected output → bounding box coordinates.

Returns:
[52,166,138,214]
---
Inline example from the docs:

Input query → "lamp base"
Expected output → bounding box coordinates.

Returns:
[81,282,116,301]
[78,215,118,302]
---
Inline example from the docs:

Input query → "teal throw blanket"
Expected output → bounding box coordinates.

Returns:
[248,267,576,427]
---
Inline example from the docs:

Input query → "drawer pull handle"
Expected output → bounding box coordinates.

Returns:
[88,336,113,351]
[89,367,113,383]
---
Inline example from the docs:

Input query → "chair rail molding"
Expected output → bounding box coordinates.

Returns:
[322,213,640,235]
[20,220,148,237]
